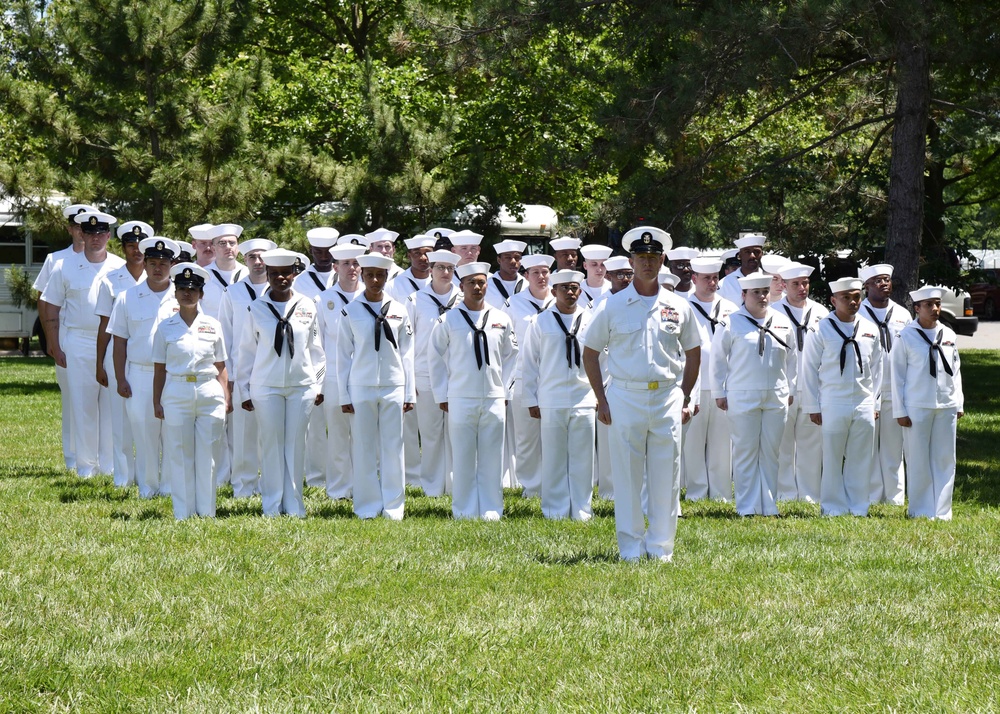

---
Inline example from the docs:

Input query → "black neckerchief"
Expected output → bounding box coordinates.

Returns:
[782,304,813,352]
[551,310,583,368]
[428,291,460,316]
[263,299,301,357]
[915,327,954,378]
[307,271,326,293]
[692,300,722,335]
[864,305,894,352]
[361,300,398,351]
[458,308,490,370]
[211,269,229,288]
[740,314,790,356]
[828,318,863,374]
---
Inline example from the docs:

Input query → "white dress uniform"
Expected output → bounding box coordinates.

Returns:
[801,314,883,516]
[237,290,325,517]
[504,290,554,497]
[584,284,700,561]
[683,293,739,501]
[316,283,364,498]
[407,283,462,496]
[891,320,963,519]
[521,306,597,520]
[589,290,615,501]
[581,279,611,305]
[95,266,143,487]
[430,305,518,519]
[42,249,125,477]
[337,295,415,519]
[774,296,829,502]
[485,273,525,310]
[107,280,179,497]
[201,262,247,319]
[34,245,80,470]
[861,298,911,505]
[718,267,754,306]
[218,276,269,498]
[710,307,796,515]
[293,266,337,488]
[152,311,227,519]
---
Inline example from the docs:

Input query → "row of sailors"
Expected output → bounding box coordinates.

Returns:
[35,207,963,537]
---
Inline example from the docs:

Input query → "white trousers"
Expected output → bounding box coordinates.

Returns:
[214,409,232,486]
[126,362,166,498]
[682,388,733,502]
[252,383,316,517]
[871,393,905,505]
[595,420,614,500]
[511,381,543,497]
[229,381,260,498]
[350,385,406,520]
[448,397,505,520]
[403,408,421,486]
[105,350,135,487]
[303,402,328,488]
[161,377,225,519]
[902,406,957,520]
[727,390,786,516]
[606,384,682,561]
[63,328,113,477]
[540,407,595,520]
[501,401,518,488]
[55,362,76,470]
[819,402,875,516]
[777,396,823,502]
[415,378,451,496]
[322,375,353,499]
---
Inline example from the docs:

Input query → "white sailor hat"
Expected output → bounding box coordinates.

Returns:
[449,230,484,247]
[604,256,631,272]
[493,239,528,255]
[622,226,671,253]
[139,236,179,259]
[75,211,117,232]
[658,267,680,288]
[721,248,739,262]
[426,227,455,239]
[261,248,308,270]
[859,264,894,282]
[306,227,340,248]
[737,272,773,290]
[117,221,154,242]
[550,236,582,251]
[549,269,585,286]
[428,249,460,265]
[734,234,767,250]
[455,262,491,280]
[188,224,215,240]
[760,254,791,274]
[338,234,366,246]
[329,244,366,261]
[667,247,699,262]
[357,254,395,271]
[910,285,945,303]
[690,257,723,274]
[63,203,98,220]
[579,244,613,261]
[175,241,194,261]
[170,262,210,289]
[404,234,436,250]
[364,227,399,245]
[777,262,814,280]
[521,254,554,270]
[206,223,243,240]
[829,276,863,293]
[238,238,277,256]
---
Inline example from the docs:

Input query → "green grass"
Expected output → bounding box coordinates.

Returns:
[1,353,1000,712]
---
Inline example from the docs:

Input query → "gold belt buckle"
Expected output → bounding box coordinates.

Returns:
[185,375,197,383]
[647,381,659,390]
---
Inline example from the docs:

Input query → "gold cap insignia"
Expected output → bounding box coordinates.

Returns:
[183,268,192,279]
[89,216,98,225]
[155,240,165,251]
[132,226,142,236]
[642,232,652,243]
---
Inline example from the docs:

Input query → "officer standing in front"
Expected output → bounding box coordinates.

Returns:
[583,227,700,563]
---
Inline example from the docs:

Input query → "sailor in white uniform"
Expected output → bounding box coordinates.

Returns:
[406,249,462,496]
[448,230,487,286]
[316,244,367,499]
[860,263,911,505]
[237,249,324,517]
[430,262,518,520]
[200,223,247,319]
[338,254,415,520]
[95,221,148,487]
[41,211,125,478]
[774,262,828,502]
[550,236,581,271]
[682,256,738,501]
[108,237,180,497]
[583,227,700,562]
[891,286,964,520]
[522,270,597,520]
[667,247,698,295]
[579,244,612,304]
[718,234,766,305]
[152,263,230,519]
[188,224,216,268]
[485,239,527,310]
[802,277,883,517]
[364,227,403,280]
[218,238,277,498]
[760,254,791,304]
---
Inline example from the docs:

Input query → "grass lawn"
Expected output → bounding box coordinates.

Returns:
[1,352,999,712]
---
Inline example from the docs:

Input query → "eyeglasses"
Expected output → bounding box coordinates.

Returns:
[613,271,635,280]
[432,264,455,272]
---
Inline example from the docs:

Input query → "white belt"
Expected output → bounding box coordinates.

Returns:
[129,363,157,373]
[167,374,216,383]
[616,379,671,391]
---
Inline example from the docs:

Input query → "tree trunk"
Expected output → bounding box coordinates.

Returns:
[884,32,930,303]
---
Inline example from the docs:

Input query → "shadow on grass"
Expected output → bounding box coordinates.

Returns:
[532,549,622,565]
[0,463,67,480]
[0,380,61,397]
[55,476,131,504]
[109,506,167,521]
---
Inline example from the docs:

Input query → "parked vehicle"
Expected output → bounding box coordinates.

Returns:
[939,286,979,335]
[969,268,1000,320]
